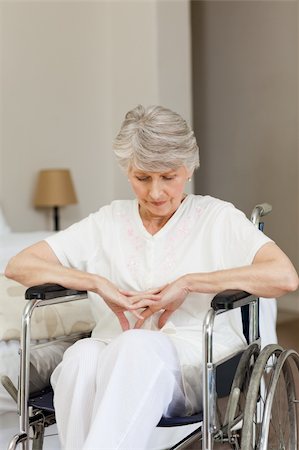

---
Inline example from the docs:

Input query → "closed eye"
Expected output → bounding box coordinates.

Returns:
[162,176,175,181]
[135,174,176,181]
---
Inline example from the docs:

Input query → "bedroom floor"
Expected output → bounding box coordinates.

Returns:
[0,413,59,450]
[1,314,299,450]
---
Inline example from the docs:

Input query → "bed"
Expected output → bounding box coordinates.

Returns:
[0,208,95,449]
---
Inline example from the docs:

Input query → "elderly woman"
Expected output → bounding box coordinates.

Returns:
[5,105,298,450]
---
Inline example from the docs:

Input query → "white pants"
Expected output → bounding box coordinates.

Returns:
[51,329,191,450]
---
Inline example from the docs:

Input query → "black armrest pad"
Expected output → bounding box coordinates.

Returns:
[25,284,87,300]
[211,290,255,311]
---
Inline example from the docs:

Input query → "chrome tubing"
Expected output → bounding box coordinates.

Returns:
[251,203,272,228]
[19,300,39,450]
[7,433,27,450]
[202,308,217,450]
[250,203,272,343]
[18,293,87,449]
[249,299,259,344]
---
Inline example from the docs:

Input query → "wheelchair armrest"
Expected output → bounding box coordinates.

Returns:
[25,285,255,310]
[25,283,87,300]
[211,289,256,311]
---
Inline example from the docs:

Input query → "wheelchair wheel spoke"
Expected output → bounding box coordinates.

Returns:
[267,363,294,450]
[241,345,299,450]
[242,347,299,450]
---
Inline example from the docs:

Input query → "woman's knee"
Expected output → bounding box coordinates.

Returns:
[63,338,105,365]
[111,330,177,362]
[112,329,157,349]
[51,338,105,388]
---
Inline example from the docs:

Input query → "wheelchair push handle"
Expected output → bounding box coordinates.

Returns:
[251,203,272,228]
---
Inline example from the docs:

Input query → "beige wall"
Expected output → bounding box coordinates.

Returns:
[192,1,298,312]
[192,1,298,254]
[0,6,2,203]
[1,2,112,230]
[0,7,3,199]
[0,0,192,231]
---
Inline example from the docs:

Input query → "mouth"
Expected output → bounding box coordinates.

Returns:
[150,201,167,207]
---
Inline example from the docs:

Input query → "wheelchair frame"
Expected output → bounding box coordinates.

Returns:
[12,286,259,450]
[4,203,299,450]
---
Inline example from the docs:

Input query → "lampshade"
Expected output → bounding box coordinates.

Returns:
[34,169,78,207]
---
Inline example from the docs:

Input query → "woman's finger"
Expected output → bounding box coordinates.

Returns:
[158,310,173,329]
[129,294,161,305]
[119,285,168,297]
[133,308,155,329]
[127,299,158,310]
[119,289,137,296]
[116,311,130,331]
[119,295,159,308]
[131,309,147,320]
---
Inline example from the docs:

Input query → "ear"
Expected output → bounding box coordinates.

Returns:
[186,168,194,180]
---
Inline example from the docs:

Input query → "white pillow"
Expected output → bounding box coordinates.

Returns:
[0,275,95,341]
[0,207,11,235]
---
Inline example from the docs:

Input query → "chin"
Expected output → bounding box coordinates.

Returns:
[150,204,175,216]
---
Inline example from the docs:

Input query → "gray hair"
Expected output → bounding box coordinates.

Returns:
[113,105,200,173]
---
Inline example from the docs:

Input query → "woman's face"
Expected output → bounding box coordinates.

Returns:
[128,165,191,220]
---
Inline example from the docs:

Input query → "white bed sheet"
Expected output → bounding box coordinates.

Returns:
[0,230,55,417]
[0,341,19,415]
[0,231,53,273]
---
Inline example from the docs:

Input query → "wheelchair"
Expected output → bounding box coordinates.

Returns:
[3,203,299,450]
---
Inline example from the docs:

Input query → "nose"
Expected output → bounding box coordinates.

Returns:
[149,180,163,200]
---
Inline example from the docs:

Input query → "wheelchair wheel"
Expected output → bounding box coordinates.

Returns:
[222,343,259,446]
[258,349,299,450]
[241,344,299,449]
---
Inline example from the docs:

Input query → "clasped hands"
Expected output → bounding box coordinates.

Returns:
[99,277,190,331]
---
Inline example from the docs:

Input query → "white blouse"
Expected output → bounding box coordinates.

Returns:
[46,194,271,412]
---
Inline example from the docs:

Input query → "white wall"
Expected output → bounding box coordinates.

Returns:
[0,0,192,231]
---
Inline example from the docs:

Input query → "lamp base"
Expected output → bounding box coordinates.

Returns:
[53,206,60,232]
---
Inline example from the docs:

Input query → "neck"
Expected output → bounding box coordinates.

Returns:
[138,193,187,235]
[140,212,172,235]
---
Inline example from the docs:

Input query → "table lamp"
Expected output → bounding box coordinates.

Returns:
[34,169,78,231]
